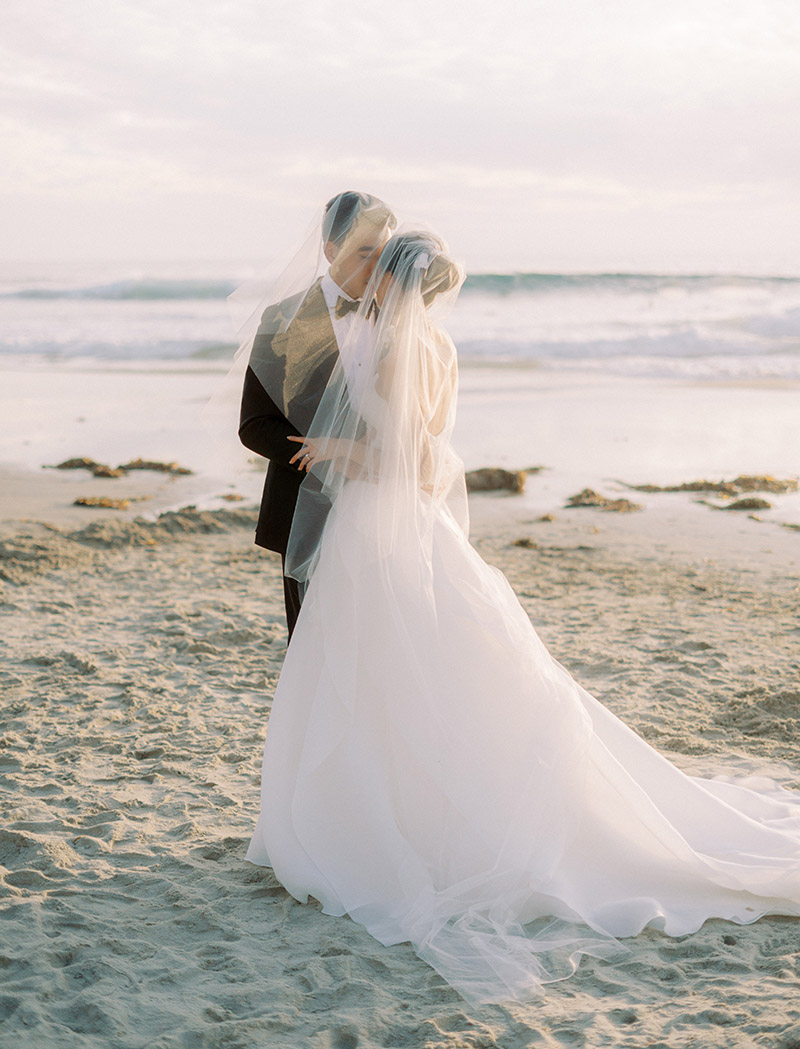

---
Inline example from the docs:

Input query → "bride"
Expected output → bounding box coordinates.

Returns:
[243,225,800,1005]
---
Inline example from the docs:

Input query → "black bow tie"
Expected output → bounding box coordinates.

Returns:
[335,296,380,321]
[335,295,361,319]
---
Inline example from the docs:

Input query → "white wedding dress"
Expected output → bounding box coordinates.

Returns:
[244,230,800,1005]
[245,477,800,1004]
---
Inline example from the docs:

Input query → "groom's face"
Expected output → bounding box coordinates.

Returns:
[326,222,392,299]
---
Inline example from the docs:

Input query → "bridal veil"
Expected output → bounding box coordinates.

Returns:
[244,214,800,1007]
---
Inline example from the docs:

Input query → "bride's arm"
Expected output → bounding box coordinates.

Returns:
[419,333,458,493]
[425,358,456,436]
[376,327,455,434]
[421,328,457,436]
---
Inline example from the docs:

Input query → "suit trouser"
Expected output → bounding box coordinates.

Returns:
[281,555,303,641]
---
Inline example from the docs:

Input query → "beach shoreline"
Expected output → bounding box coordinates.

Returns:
[3,360,800,527]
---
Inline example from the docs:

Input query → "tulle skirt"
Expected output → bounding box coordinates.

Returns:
[246,482,800,1004]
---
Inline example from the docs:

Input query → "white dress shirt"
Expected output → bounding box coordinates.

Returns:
[320,271,374,406]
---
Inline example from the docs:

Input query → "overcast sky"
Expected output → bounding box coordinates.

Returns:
[3,0,800,272]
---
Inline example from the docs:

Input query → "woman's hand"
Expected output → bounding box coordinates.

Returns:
[288,434,327,472]
[288,434,372,480]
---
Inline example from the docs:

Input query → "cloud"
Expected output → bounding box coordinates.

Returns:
[2,0,799,268]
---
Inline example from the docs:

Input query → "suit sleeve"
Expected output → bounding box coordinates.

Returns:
[238,364,302,469]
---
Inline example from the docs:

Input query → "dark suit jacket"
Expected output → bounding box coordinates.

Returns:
[238,280,338,554]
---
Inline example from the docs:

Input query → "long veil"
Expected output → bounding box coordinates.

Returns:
[279,231,628,1003]
[284,229,469,593]
[247,219,800,1006]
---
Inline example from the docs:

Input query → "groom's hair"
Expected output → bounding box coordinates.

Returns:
[323,191,396,246]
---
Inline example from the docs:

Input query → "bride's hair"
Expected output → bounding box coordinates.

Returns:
[377,231,463,307]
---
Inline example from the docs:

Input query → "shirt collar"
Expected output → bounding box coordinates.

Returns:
[321,271,356,310]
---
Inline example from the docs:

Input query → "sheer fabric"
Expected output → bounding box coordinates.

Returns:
[283,229,468,594]
[203,192,397,474]
[245,229,800,1006]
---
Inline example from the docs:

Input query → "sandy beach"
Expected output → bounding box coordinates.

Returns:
[5,0,800,1037]
[2,366,800,1048]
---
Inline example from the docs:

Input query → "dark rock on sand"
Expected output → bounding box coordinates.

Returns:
[50,457,124,478]
[724,497,773,511]
[466,468,527,494]
[51,457,106,471]
[118,458,193,476]
[50,456,194,477]
[73,497,131,510]
[699,496,774,512]
[621,475,798,497]
[566,488,643,513]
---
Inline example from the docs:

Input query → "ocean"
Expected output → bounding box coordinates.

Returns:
[2,265,800,381]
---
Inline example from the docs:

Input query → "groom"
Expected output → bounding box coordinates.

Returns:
[239,191,396,638]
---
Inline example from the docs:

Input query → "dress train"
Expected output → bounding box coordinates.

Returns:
[246,481,800,1004]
